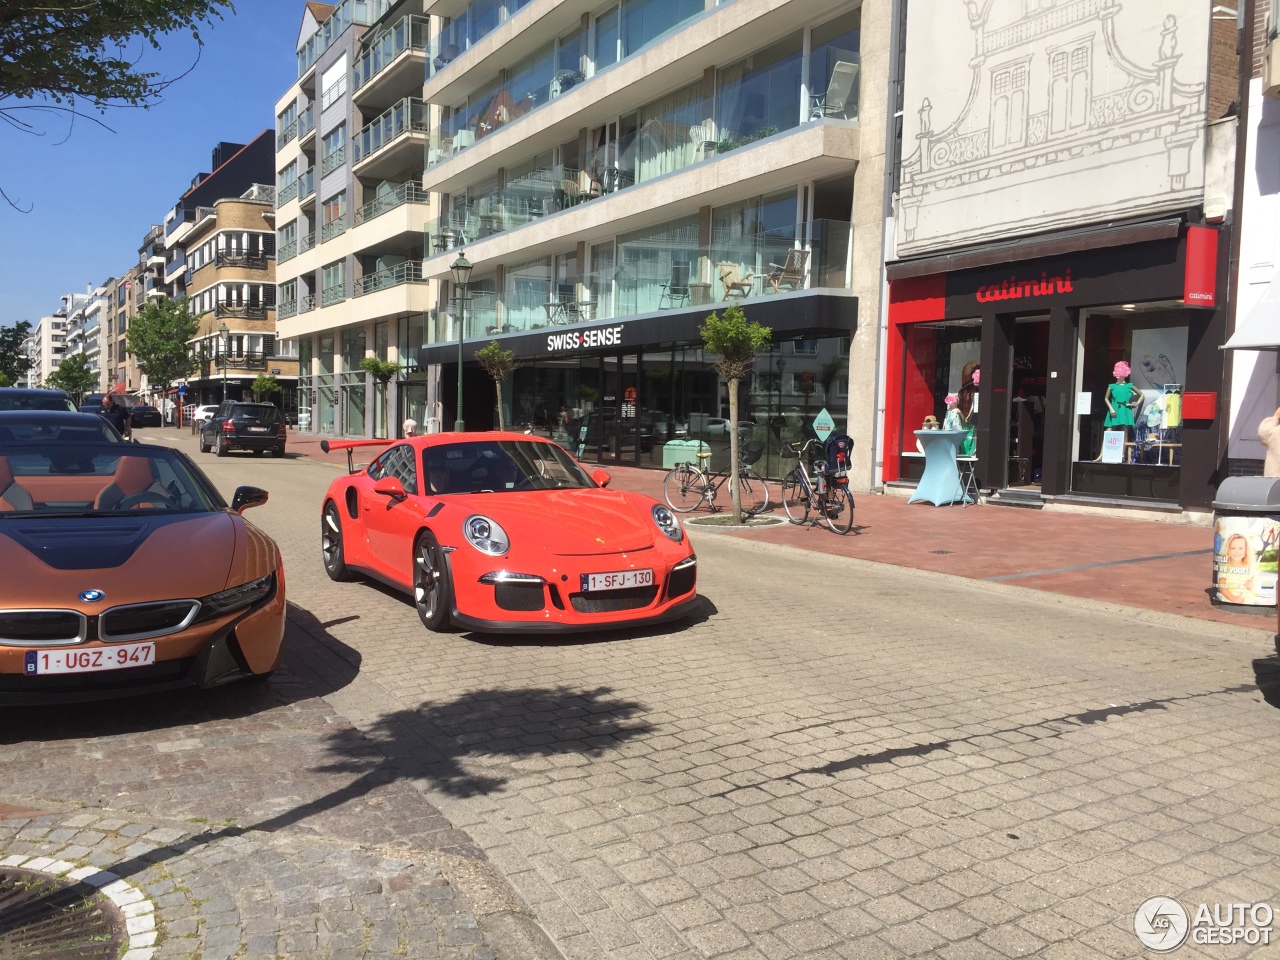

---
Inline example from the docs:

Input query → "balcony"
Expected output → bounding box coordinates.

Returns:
[279,239,298,263]
[164,251,187,283]
[216,252,269,270]
[351,98,428,180]
[299,230,318,254]
[278,301,298,320]
[321,215,349,243]
[277,117,298,150]
[215,303,269,320]
[426,0,533,80]
[320,145,347,177]
[355,260,425,296]
[355,182,429,224]
[278,178,300,204]
[297,0,378,79]
[210,352,270,374]
[321,284,347,307]
[297,105,316,144]
[353,16,429,110]
[298,168,316,202]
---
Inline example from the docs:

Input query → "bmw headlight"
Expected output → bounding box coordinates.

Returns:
[464,515,510,555]
[198,572,275,620]
[652,504,683,543]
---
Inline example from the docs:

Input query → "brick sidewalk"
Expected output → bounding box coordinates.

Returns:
[281,430,1265,633]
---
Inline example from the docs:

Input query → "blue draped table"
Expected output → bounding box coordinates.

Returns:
[908,429,973,506]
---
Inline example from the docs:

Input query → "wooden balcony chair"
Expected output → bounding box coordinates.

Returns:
[765,249,810,293]
[717,261,755,299]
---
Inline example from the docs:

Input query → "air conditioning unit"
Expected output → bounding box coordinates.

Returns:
[1265,37,1280,99]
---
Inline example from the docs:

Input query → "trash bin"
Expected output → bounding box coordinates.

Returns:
[663,439,710,470]
[1211,476,1280,609]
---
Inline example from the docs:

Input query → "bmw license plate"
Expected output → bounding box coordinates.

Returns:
[24,642,156,675]
[581,569,653,592]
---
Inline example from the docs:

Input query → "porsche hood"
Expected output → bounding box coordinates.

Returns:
[448,488,660,554]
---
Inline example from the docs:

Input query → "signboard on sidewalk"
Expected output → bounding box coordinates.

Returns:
[812,408,835,442]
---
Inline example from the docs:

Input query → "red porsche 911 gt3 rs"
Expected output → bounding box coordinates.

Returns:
[319,433,698,633]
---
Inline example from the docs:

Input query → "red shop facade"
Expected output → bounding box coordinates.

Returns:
[882,221,1228,511]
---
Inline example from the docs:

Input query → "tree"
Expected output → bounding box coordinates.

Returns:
[473,340,521,430]
[251,373,278,402]
[359,357,402,438]
[0,2,234,210]
[0,321,33,385]
[699,305,771,523]
[127,296,198,399]
[46,354,97,402]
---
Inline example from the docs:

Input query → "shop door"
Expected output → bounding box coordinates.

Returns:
[1007,317,1050,489]
[598,353,639,464]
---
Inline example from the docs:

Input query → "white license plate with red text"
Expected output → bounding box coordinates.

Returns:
[24,642,156,675]
[581,569,653,592]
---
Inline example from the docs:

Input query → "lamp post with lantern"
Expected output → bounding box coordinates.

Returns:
[450,252,472,432]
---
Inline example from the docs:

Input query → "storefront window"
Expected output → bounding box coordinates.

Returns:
[895,320,981,480]
[297,336,313,432]
[341,328,367,437]
[1072,305,1187,500]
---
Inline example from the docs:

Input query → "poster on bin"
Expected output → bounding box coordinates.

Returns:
[1214,515,1280,606]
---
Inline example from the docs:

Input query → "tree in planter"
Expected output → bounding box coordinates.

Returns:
[359,357,403,438]
[46,353,98,403]
[251,373,278,403]
[127,297,198,401]
[699,304,771,524]
[473,340,521,430]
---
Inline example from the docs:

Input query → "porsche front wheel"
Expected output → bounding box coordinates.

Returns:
[321,502,350,581]
[414,531,452,632]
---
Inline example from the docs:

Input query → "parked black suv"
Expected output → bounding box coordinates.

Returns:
[0,388,77,412]
[198,401,286,457]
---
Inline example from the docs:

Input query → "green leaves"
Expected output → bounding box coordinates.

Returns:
[358,356,403,384]
[46,353,97,402]
[0,320,33,386]
[126,296,199,395]
[699,304,771,382]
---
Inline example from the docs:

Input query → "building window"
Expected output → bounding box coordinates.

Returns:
[714,33,804,151]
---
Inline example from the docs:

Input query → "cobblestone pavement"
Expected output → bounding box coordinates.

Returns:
[6,427,1280,959]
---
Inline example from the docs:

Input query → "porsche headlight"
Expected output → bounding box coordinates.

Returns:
[198,572,275,620]
[464,515,510,555]
[652,504,683,543]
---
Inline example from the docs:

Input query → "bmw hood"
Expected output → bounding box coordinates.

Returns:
[451,489,658,554]
[0,513,240,611]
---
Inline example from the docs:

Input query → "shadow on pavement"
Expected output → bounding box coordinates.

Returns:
[1252,655,1280,708]
[0,601,361,743]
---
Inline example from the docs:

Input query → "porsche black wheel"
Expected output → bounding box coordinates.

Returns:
[414,531,452,632]
[321,501,350,581]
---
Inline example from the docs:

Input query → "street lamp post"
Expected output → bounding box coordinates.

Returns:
[450,252,473,432]
[219,321,230,402]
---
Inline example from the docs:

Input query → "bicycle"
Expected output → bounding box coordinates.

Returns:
[664,440,771,517]
[779,438,855,534]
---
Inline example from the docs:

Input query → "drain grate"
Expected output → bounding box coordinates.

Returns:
[0,866,128,959]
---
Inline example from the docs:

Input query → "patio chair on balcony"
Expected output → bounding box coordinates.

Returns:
[433,43,460,73]
[451,130,475,154]
[658,261,691,310]
[810,61,859,120]
[717,262,755,299]
[765,249,809,293]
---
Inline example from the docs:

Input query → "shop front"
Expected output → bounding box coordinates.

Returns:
[883,223,1228,511]
[420,292,857,480]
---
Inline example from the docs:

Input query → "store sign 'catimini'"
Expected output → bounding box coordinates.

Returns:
[975,270,1074,303]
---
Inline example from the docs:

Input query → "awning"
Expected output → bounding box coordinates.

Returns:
[1224,270,1280,350]
[108,382,127,394]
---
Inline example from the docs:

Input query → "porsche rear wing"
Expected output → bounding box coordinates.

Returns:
[320,438,393,474]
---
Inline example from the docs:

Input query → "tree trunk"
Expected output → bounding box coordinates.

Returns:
[728,377,742,523]
[495,379,505,430]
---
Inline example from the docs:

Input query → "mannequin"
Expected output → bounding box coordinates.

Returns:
[957,363,980,456]
[943,393,964,431]
[1103,360,1140,433]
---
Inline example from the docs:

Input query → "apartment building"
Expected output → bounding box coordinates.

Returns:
[30,313,67,386]
[881,0,1235,516]
[59,285,109,391]
[275,0,432,438]
[184,189,299,408]
[410,0,889,481]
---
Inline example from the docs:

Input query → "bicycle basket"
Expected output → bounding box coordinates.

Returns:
[740,440,765,466]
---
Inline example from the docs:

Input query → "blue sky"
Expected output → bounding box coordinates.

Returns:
[0,2,303,330]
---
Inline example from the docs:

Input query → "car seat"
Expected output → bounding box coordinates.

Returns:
[94,456,162,510]
[0,456,32,511]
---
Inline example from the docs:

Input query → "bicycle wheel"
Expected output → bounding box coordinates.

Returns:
[823,485,855,535]
[737,467,770,517]
[664,465,704,513]
[780,471,809,524]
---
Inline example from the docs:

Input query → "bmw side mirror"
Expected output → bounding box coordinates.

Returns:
[592,467,611,488]
[231,486,269,514]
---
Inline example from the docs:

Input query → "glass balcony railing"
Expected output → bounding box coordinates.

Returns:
[299,231,318,253]
[298,0,382,77]
[278,301,298,319]
[426,0,534,80]
[278,179,300,204]
[298,168,316,201]
[355,182,429,225]
[321,145,347,176]
[321,283,347,307]
[353,16,429,91]
[353,98,428,164]
[277,118,298,150]
[355,261,426,296]
[278,239,298,263]
[298,105,316,140]
[321,215,348,242]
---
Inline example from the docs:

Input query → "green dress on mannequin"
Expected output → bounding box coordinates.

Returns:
[1103,360,1139,429]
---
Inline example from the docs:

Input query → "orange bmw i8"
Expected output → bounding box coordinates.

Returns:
[0,442,285,703]
[320,432,698,633]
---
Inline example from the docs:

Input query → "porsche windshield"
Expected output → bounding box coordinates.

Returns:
[423,440,595,494]
[0,444,224,517]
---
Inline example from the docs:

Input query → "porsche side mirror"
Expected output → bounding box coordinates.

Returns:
[231,486,269,514]
[592,467,611,488]
[374,476,407,500]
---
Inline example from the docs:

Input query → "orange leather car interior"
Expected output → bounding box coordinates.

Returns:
[94,457,161,510]
[0,457,33,512]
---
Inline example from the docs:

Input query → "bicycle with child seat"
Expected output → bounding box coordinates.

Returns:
[663,440,770,517]
[780,438,855,534]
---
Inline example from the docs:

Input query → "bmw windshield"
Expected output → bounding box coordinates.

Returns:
[423,440,595,494]
[0,444,225,517]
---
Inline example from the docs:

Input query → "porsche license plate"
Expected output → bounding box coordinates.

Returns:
[24,643,156,675]
[581,569,653,592]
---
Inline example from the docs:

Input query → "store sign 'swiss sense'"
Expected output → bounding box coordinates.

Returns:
[975,270,1074,304]
[546,325,625,352]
